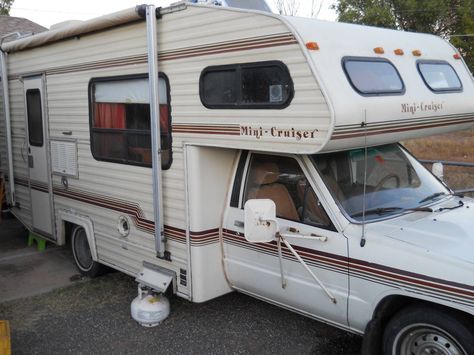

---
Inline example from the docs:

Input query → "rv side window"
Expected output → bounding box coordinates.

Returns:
[26,89,44,147]
[417,61,462,92]
[242,154,333,229]
[89,74,172,169]
[200,61,293,108]
[342,57,405,95]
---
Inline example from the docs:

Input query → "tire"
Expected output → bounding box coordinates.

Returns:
[383,305,474,355]
[71,226,104,277]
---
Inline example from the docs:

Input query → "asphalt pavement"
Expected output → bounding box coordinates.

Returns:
[0,217,79,302]
[0,217,362,354]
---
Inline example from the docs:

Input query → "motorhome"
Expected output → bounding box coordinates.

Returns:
[1,2,474,354]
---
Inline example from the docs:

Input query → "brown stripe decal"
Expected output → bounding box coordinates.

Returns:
[46,182,216,246]
[190,228,220,246]
[160,34,297,61]
[8,33,297,79]
[333,114,474,140]
[223,228,349,274]
[14,176,474,304]
[223,229,474,306]
[173,123,241,136]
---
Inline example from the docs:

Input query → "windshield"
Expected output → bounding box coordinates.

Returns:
[312,144,449,221]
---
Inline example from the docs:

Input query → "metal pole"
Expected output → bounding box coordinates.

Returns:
[0,49,15,206]
[281,237,337,304]
[146,5,165,258]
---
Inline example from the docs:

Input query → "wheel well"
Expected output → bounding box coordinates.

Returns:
[362,295,474,354]
[374,295,474,326]
[64,221,75,245]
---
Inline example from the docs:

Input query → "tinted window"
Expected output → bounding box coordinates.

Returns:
[89,75,172,169]
[343,58,404,95]
[241,66,291,104]
[200,61,293,108]
[202,70,237,105]
[418,61,462,92]
[243,154,333,229]
[26,89,43,147]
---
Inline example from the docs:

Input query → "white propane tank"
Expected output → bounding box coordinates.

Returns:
[131,287,170,327]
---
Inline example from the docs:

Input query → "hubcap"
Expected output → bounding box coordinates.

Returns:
[395,323,466,355]
[74,229,93,270]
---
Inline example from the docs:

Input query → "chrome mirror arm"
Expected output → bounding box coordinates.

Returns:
[276,232,337,304]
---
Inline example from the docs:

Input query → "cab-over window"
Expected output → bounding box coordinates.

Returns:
[342,57,405,96]
[417,60,462,92]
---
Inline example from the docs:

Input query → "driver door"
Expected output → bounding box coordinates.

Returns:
[223,152,349,326]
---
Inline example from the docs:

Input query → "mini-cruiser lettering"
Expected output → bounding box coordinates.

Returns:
[401,101,444,115]
[240,125,318,141]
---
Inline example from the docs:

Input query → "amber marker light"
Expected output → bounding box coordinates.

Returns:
[412,49,422,57]
[373,47,384,54]
[453,53,462,60]
[394,49,404,55]
[306,41,319,50]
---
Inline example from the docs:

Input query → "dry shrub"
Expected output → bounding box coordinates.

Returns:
[402,129,474,191]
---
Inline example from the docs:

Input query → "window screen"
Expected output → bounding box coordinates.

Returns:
[417,61,462,92]
[89,75,172,169]
[26,89,44,147]
[343,57,404,95]
[200,61,293,108]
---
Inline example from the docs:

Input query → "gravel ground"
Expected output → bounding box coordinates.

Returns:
[0,272,362,354]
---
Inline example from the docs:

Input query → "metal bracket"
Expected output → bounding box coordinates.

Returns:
[136,261,176,294]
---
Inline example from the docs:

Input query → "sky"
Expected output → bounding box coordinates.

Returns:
[10,0,337,29]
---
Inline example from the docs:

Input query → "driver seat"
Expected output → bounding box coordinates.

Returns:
[246,162,299,221]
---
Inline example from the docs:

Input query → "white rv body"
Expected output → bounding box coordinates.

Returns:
[1,3,474,353]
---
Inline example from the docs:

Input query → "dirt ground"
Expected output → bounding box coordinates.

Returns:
[0,272,362,355]
[0,218,362,355]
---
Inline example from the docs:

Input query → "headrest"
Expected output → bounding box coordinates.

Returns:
[251,162,280,185]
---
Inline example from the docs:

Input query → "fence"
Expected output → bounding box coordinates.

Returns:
[420,159,474,197]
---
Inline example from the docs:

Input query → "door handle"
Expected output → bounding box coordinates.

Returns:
[281,229,328,242]
[28,155,34,168]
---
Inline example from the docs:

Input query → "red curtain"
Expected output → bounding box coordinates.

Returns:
[93,103,126,158]
[159,104,169,133]
[94,103,126,128]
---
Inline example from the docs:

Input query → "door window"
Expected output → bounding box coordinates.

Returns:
[243,154,333,229]
[26,89,44,147]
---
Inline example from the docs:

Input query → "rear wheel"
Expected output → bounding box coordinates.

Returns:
[71,226,104,277]
[383,305,474,355]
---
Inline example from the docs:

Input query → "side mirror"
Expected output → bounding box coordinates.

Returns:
[432,162,444,181]
[244,199,278,243]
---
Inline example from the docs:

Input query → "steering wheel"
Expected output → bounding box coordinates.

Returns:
[373,173,401,193]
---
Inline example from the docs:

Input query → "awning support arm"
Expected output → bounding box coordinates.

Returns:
[0,45,16,207]
[146,4,165,258]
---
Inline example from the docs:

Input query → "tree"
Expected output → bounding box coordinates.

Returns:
[274,0,300,16]
[0,0,14,15]
[272,0,323,18]
[333,0,474,70]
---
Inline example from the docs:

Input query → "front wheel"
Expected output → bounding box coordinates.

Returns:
[383,305,474,355]
[71,226,104,277]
